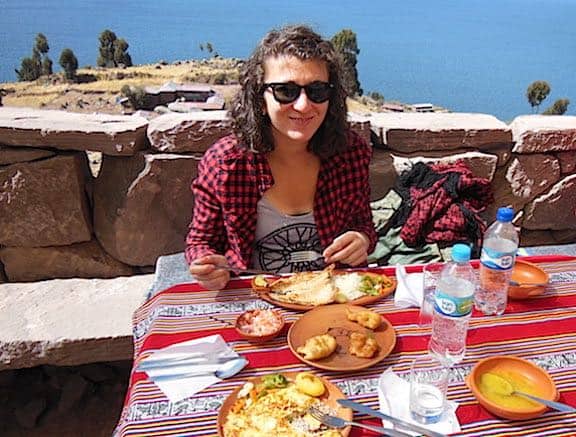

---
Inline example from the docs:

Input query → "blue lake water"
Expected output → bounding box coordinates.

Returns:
[1,0,575,121]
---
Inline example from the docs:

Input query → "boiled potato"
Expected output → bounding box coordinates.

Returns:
[295,372,325,397]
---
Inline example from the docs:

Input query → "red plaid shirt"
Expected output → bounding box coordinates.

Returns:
[185,131,377,269]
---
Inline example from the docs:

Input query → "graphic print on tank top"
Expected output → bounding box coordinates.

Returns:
[253,223,324,273]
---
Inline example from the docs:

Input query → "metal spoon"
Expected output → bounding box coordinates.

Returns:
[509,280,548,287]
[485,373,576,413]
[151,357,248,381]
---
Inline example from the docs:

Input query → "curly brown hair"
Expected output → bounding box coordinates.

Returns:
[229,24,349,158]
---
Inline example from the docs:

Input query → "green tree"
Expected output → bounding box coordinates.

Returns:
[120,84,147,109]
[42,57,53,76]
[59,48,78,81]
[113,38,133,67]
[543,98,570,115]
[97,29,133,67]
[526,80,551,113]
[331,29,362,96]
[15,56,40,81]
[35,33,49,55]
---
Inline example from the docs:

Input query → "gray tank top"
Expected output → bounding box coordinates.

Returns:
[251,197,324,273]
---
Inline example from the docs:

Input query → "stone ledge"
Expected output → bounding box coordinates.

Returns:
[0,274,153,370]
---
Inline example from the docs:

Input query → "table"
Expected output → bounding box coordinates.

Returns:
[114,255,576,436]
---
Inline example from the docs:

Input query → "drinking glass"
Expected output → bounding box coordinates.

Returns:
[409,354,449,424]
[418,263,443,327]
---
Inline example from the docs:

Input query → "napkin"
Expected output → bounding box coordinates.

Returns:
[378,368,461,435]
[394,264,424,308]
[141,334,246,403]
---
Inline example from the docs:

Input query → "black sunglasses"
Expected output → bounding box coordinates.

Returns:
[264,81,334,104]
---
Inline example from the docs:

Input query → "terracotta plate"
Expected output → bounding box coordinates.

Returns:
[254,271,397,311]
[288,304,396,371]
[509,260,549,300]
[217,372,353,436]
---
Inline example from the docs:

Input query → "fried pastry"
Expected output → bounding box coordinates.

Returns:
[348,332,379,358]
[346,308,382,330]
[296,334,337,360]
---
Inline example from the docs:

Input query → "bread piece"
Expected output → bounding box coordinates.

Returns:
[346,308,382,330]
[296,334,337,360]
[348,332,379,358]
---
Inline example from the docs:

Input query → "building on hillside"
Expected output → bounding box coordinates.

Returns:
[412,103,434,113]
[122,82,225,111]
[381,103,405,112]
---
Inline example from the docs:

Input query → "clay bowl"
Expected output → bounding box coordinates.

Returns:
[466,355,558,420]
[508,260,549,300]
[235,309,285,343]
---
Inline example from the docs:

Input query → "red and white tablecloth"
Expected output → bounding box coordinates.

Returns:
[114,255,576,437]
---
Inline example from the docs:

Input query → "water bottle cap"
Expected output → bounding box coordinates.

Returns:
[452,243,471,262]
[496,207,514,222]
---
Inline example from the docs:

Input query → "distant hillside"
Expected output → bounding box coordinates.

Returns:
[0,57,380,115]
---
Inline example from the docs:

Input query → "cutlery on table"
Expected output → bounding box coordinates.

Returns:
[508,279,548,287]
[150,357,248,381]
[307,406,412,437]
[136,355,238,371]
[337,399,448,437]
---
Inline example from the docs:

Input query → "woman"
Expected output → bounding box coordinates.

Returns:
[186,25,377,290]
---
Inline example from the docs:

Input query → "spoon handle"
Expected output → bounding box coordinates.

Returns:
[516,392,576,412]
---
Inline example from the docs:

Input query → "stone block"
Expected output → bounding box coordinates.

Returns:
[0,240,134,282]
[369,148,396,201]
[369,112,511,152]
[486,154,561,222]
[348,112,372,146]
[0,145,55,165]
[556,151,576,174]
[0,274,153,370]
[0,107,148,156]
[511,115,576,153]
[392,150,497,181]
[0,154,92,247]
[523,174,576,230]
[93,152,200,266]
[147,110,230,153]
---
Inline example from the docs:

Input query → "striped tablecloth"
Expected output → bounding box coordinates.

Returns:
[114,256,576,437]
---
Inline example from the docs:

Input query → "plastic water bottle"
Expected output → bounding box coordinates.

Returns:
[428,244,475,366]
[475,207,519,316]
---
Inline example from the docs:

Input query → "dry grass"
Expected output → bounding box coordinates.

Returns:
[1,57,374,114]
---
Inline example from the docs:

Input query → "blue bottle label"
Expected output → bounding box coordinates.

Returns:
[480,247,515,271]
[434,292,473,317]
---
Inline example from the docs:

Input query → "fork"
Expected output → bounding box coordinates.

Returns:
[307,406,412,437]
[290,250,325,263]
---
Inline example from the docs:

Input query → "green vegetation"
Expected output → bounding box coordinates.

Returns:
[526,80,570,115]
[543,98,570,115]
[120,84,147,109]
[97,29,133,68]
[59,48,79,81]
[15,33,53,81]
[331,29,362,96]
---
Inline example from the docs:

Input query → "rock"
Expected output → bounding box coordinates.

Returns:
[486,155,561,221]
[522,174,576,230]
[392,150,497,181]
[0,153,92,247]
[0,369,16,387]
[93,152,200,266]
[369,112,512,152]
[0,145,55,165]
[348,112,372,146]
[14,397,47,428]
[77,363,117,383]
[369,148,396,201]
[0,240,134,282]
[0,274,153,370]
[511,115,576,153]
[57,373,89,413]
[556,151,576,174]
[0,107,148,156]
[147,110,230,153]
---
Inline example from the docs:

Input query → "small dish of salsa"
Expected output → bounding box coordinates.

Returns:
[235,309,285,343]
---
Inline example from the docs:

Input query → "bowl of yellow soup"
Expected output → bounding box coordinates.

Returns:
[466,355,558,420]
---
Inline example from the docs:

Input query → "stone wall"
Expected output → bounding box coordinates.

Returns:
[1,107,575,282]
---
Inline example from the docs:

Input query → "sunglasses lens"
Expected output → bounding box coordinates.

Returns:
[272,84,301,103]
[306,82,332,103]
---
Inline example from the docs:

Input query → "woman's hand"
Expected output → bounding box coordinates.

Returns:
[323,231,370,267]
[189,254,231,290]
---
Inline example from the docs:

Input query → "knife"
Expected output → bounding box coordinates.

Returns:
[338,399,448,437]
